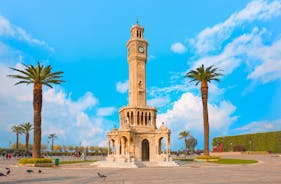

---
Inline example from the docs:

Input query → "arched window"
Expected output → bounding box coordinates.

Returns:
[126,112,130,124]
[159,137,167,154]
[131,111,134,125]
[145,112,147,125]
[137,111,140,125]
[109,139,115,154]
[148,113,151,125]
[141,112,144,125]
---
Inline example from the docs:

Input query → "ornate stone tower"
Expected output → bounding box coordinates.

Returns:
[106,22,172,166]
[127,23,147,107]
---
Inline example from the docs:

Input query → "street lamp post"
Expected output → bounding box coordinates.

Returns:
[47,140,49,152]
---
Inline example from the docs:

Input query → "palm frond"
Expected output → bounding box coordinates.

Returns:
[185,64,223,85]
[14,81,33,86]
[8,61,65,88]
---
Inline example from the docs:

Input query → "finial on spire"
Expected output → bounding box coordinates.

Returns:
[136,18,139,25]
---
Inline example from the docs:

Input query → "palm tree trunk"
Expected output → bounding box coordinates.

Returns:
[33,83,42,158]
[51,138,54,152]
[184,138,188,156]
[201,81,209,156]
[26,133,29,153]
[16,132,19,150]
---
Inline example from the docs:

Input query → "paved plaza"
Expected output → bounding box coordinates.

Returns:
[0,154,280,184]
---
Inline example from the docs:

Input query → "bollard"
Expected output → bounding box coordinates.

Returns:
[54,158,60,166]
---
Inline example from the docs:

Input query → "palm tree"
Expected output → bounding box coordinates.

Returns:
[179,130,190,155]
[11,125,24,150]
[48,133,57,152]
[20,122,33,154]
[186,64,223,156]
[8,61,64,158]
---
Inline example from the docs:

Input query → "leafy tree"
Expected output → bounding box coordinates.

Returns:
[68,145,74,152]
[99,147,107,154]
[12,143,33,150]
[79,146,85,152]
[186,64,222,156]
[8,61,64,158]
[53,145,62,152]
[74,146,79,152]
[11,125,24,150]
[179,130,190,155]
[11,142,24,150]
[186,135,197,154]
[20,122,33,153]
[89,146,96,152]
[48,133,57,152]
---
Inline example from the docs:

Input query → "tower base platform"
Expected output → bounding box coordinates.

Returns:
[91,159,179,168]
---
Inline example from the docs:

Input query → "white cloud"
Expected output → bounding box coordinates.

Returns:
[69,92,98,113]
[41,89,102,144]
[0,16,53,51]
[171,42,186,54]
[208,83,225,96]
[157,92,237,149]
[0,62,33,102]
[192,27,281,83]
[247,39,281,82]
[44,89,66,105]
[75,112,103,136]
[116,80,128,93]
[192,29,260,74]
[149,84,190,96]
[97,107,116,116]
[234,119,281,134]
[191,0,281,54]
[147,96,170,107]
[42,90,107,146]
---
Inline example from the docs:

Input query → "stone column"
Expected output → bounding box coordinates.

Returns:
[166,136,169,155]
[121,138,125,155]
[116,138,120,156]
[112,140,115,155]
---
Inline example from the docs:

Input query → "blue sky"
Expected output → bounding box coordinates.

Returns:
[0,0,281,150]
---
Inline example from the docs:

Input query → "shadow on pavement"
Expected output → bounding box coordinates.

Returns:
[0,176,78,184]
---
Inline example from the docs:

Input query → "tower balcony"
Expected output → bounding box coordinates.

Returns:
[119,106,157,130]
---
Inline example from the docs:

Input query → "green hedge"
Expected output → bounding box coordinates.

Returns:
[215,158,258,164]
[19,158,53,164]
[213,131,281,153]
[196,155,220,159]
[42,151,106,156]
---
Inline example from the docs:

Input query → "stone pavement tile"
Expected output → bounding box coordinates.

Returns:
[0,155,281,184]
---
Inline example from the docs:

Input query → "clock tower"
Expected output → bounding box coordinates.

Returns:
[105,22,172,166]
[126,22,148,107]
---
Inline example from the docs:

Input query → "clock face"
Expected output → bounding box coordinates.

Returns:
[138,46,144,53]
